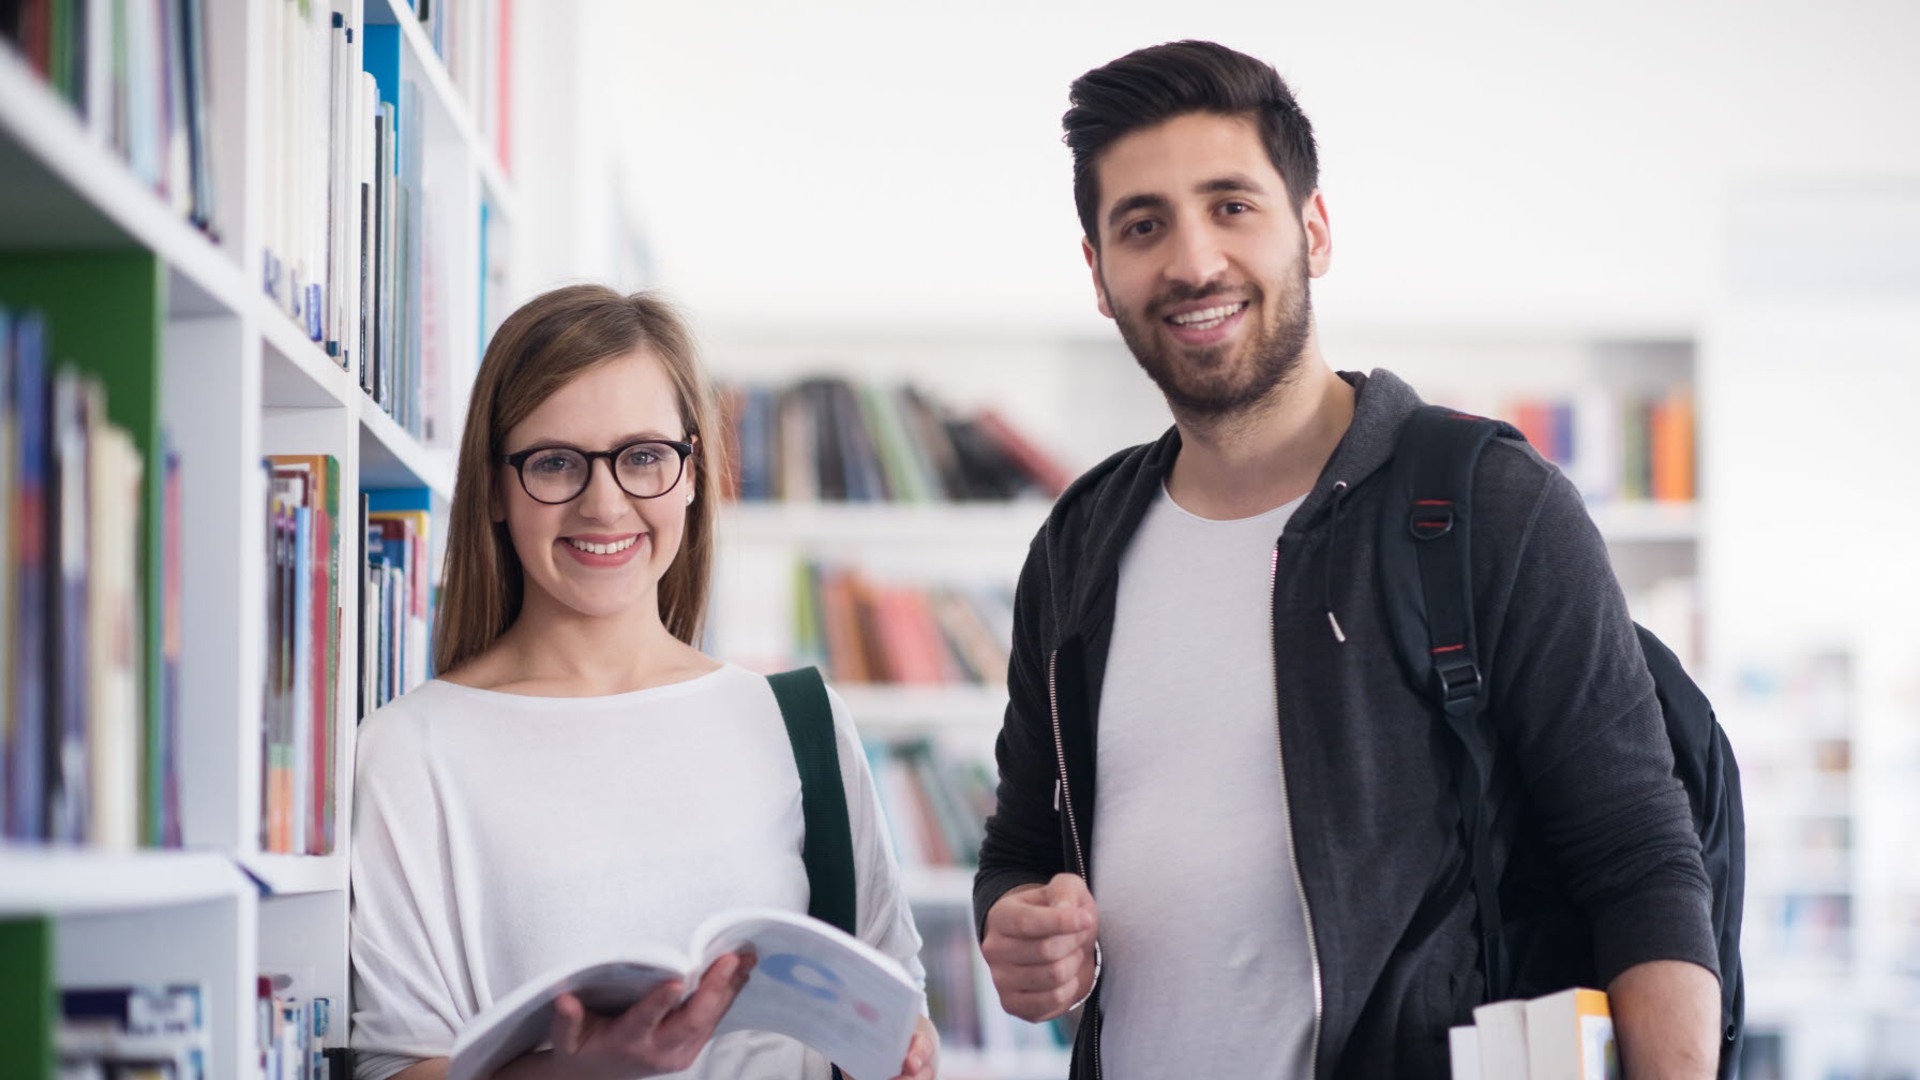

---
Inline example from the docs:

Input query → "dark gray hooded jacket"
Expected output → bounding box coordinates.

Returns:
[974,368,1718,1079]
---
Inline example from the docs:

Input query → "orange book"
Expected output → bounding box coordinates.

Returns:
[1650,390,1695,503]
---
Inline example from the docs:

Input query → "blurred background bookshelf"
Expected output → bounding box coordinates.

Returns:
[1,0,517,1075]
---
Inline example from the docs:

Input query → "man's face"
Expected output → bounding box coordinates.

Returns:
[1083,111,1330,419]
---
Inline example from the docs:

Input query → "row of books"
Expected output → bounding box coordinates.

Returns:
[255,970,343,1080]
[0,0,217,233]
[914,907,1074,1057]
[3,309,183,849]
[362,493,433,717]
[795,563,1013,686]
[0,919,346,1080]
[410,0,515,172]
[259,467,433,854]
[1450,986,1616,1080]
[723,379,1073,503]
[259,2,445,443]
[1499,387,1696,504]
[261,456,342,856]
[866,739,996,870]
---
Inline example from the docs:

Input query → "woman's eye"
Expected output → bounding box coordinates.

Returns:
[530,454,578,473]
[623,448,662,467]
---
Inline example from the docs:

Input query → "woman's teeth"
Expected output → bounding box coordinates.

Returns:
[565,536,638,556]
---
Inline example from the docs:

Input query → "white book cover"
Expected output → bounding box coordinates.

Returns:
[1525,987,1618,1080]
[448,909,921,1080]
[1449,1023,1481,1080]
[1471,998,1529,1080]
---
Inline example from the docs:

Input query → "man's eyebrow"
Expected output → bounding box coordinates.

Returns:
[1105,175,1272,230]
[1199,174,1268,196]
[1106,192,1168,230]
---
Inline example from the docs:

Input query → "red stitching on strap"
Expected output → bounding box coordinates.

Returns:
[1432,644,1466,654]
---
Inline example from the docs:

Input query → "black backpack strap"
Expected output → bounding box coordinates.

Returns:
[1379,405,1523,1001]
[767,667,859,936]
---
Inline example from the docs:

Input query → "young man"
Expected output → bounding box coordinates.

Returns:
[973,41,1722,1079]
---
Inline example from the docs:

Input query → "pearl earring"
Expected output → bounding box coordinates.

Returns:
[685,492,694,505]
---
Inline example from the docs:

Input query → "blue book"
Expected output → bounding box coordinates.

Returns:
[8,314,47,840]
[47,370,91,844]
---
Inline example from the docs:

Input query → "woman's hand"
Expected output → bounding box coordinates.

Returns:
[542,951,756,1079]
[882,1015,940,1080]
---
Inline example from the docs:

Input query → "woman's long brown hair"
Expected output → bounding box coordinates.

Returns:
[434,285,726,676]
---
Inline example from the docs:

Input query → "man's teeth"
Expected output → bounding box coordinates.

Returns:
[566,536,638,556]
[1168,302,1246,330]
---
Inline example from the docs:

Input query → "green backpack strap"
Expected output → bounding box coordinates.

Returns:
[767,667,858,937]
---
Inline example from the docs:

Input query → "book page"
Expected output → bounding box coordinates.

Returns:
[449,955,688,1080]
[695,909,921,1080]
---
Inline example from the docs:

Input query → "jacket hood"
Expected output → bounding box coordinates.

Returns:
[1040,367,1428,637]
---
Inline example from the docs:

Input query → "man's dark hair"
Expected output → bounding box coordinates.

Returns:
[1064,40,1319,248]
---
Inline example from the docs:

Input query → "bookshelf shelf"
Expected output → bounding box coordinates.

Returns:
[360,397,455,495]
[0,848,251,917]
[260,303,355,410]
[0,47,242,312]
[1589,500,1699,543]
[237,853,350,898]
[720,501,1050,546]
[843,685,1010,729]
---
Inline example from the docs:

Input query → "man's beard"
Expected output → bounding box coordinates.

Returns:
[1110,252,1314,421]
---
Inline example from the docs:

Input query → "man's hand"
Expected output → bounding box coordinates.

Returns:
[981,873,1100,1022]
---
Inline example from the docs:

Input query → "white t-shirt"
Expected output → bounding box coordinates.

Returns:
[1092,486,1316,1079]
[348,663,925,1080]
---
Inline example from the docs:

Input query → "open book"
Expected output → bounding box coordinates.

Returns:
[448,909,922,1080]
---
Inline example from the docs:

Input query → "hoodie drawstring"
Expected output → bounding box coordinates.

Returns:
[1324,481,1349,643]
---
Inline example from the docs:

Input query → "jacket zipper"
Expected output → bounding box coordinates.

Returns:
[1048,647,1100,1079]
[1273,540,1325,1079]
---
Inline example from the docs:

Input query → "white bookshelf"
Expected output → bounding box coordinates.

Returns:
[0,0,518,1075]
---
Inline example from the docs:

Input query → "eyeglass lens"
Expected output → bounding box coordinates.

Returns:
[519,442,684,503]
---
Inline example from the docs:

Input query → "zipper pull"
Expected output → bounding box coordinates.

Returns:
[1054,778,1062,812]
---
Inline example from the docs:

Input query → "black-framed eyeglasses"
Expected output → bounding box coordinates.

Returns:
[501,439,696,505]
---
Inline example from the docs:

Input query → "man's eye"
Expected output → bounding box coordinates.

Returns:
[1123,219,1158,239]
[1221,201,1251,215]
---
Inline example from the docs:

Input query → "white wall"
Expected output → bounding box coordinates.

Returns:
[522,0,1920,339]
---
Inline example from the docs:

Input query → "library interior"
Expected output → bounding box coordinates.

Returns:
[1,1,1917,1078]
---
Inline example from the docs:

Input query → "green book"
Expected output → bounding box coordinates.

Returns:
[0,917,56,1080]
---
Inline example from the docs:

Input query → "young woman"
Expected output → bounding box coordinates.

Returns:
[349,286,938,1080]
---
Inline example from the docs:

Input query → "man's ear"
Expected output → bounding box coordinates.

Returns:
[1302,189,1333,279]
[1083,237,1114,320]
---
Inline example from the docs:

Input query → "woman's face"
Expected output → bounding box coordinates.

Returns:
[496,349,694,624]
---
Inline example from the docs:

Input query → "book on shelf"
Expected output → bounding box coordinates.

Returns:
[1452,987,1617,1080]
[865,739,995,871]
[723,378,1073,504]
[262,454,341,856]
[0,0,218,233]
[2,309,167,849]
[792,563,1012,687]
[447,909,922,1080]
[1496,387,1695,506]
[257,968,336,1080]
[361,489,434,716]
[60,982,210,1080]
[0,918,57,1080]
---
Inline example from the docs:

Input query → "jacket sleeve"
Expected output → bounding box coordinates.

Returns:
[973,531,1069,940]
[1483,455,1720,987]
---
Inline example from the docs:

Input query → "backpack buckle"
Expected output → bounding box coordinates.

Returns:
[1433,656,1483,707]
[1410,502,1454,539]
